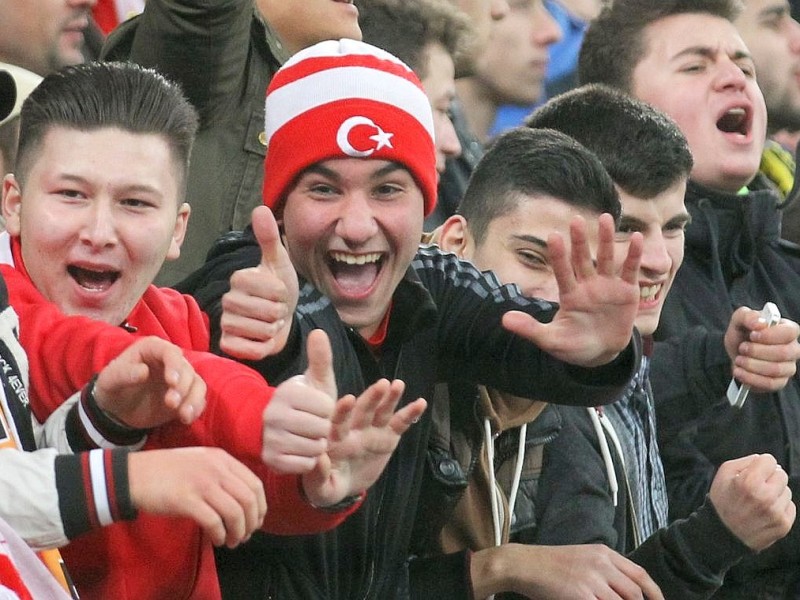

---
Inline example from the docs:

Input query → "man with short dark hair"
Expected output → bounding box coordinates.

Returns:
[581,1,800,596]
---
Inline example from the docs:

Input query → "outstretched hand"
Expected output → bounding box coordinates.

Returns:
[221,205,299,360]
[301,379,427,508]
[93,336,207,428]
[724,306,800,393]
[502,214,642,368]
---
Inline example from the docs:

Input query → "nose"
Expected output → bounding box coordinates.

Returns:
[79,201,118,249]
[534,1,563,47]
[70,0,98,9]
[438,115,462,165]
[334,193,379,245]
[713,56,748,92]
[491,0,510,20]
[640,230,671,278]
[788,16,800,54]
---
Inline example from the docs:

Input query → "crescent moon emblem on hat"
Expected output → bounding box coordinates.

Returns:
[336,116,394,157]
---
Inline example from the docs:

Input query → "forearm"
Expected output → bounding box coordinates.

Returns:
[469,546,519,599]
[102,0,255,118]
[0,447,135,550]
[629,497,751,600]
[652,327,730,432]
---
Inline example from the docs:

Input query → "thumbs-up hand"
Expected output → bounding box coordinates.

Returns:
[220,206,299,360]
[261,329,337,473]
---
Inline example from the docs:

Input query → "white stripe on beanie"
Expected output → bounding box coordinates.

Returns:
[266,65,434,142]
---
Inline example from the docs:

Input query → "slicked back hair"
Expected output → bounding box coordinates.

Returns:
[578,0,743,92]
[526,84,693,199]
[16,61,198,195]
[459,127,620,246]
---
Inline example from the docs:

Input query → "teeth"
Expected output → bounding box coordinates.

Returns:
[640,284,661,302]
[727,107,745,117]
[330,252,382,265]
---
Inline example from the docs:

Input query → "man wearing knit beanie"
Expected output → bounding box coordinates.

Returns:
[185,39,647,598]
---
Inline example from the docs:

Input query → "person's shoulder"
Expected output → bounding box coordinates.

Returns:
[100,13,141,61]
[142,285,209,339]
[174,229,260,297]
[144,285,205,319]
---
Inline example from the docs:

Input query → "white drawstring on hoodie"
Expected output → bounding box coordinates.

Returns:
[484,417,528,600]
[587,407,624,507]
[483,409,622,600]
[485,418,529,545]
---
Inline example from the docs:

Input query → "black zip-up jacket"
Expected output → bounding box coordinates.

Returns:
[409,372,751,600]
[180,235,638,599]
[651,179,800,598]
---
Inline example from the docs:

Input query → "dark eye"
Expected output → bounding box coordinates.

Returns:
[308,183,338,196]
[518,250,547,268]
[374,183,403,198]
[681,63,705,73]
[121,198,153,209]
[58,189,84,199]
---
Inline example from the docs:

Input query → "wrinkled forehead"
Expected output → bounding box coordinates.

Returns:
[639,12,750,66]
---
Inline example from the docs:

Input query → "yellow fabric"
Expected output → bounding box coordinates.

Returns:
[761,140,796,199]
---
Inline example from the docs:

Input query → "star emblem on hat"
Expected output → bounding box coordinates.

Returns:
[369,128,394,151]
[337,116,394,157]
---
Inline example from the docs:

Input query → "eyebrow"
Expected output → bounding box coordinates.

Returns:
[758,3,789,20]
[58,174,162,196]
[301,161,408,182]
[510,233,548,248]
[618,212,692,230]
[671,45,752,62]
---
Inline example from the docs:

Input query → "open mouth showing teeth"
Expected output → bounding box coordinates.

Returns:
[640,284,661,302]
[717,107,749,135]
[68,266,120,292]
[328,251,383,293]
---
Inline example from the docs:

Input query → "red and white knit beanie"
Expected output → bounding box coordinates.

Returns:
[262,39,437,216]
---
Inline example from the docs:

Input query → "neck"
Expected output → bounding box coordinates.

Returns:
[455,77,499,144]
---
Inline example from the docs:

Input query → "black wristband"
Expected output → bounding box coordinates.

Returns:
[84,375,150,446]
[298,479,364,512]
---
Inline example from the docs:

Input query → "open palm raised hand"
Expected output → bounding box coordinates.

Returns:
[502,213,642,368]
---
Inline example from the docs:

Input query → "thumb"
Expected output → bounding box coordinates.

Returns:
[304,329,337,399]
[252,205,286,270]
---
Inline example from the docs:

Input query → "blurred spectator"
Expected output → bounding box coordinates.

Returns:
[0,0,97,77]
[0,63,42,177]
[490,0,603,137]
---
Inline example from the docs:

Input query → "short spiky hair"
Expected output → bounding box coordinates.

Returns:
[579,0,743,92]
[459,127,619,246]
[526,84,693,199]
[358,0,473,78]
[16,61,198,192]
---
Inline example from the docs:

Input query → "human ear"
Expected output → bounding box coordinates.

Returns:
[165,202,190,261]
[437,215,474,259]
[2,174,23,236]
